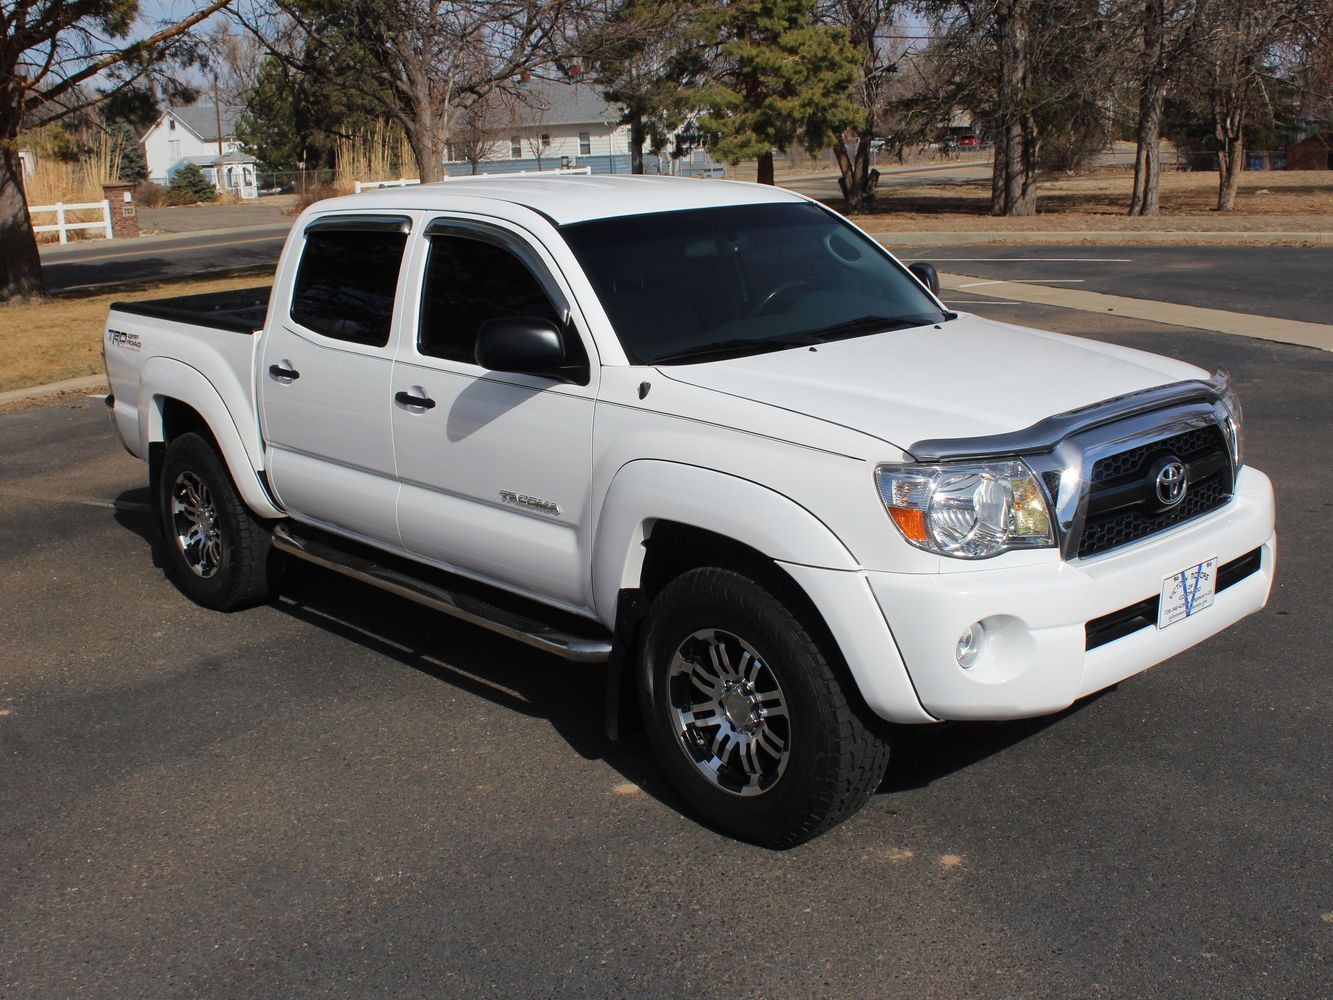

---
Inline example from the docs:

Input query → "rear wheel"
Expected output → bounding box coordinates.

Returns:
[158,432,278,611]
[639,566,891,847]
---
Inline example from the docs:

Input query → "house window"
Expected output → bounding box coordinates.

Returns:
[510,135,521,159]
[169,139,182,162]
[541,133,551,148]
[168,118,176,131]
[579,132,591,156]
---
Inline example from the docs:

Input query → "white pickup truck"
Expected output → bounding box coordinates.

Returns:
[103,176,1275,846]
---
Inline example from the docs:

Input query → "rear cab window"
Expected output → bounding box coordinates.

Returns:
[289,216,411,347]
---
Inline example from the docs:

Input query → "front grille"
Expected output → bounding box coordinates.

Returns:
[1077,425,1232,558]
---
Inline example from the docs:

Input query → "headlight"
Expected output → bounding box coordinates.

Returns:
[1219,382,1244,470]
[875,460,1054,559]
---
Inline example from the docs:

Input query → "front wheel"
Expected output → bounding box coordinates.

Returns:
[158,432,278,611]
[639,566,891,847]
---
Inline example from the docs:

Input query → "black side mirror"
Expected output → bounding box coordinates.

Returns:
[475,316,574,380]
[908,261,941,295]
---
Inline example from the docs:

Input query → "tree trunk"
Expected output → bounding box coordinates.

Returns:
[991,128,1007,213]
[1214,101,1244,211]
[405,107,447,183]
[0,142,46,302]
[1129,0,1167,216]
[757,150,774,185]
[629,112,645,175]
[1216,132,1243,210]
[1129,83,1166,215]
[991,1,1038,216]
[833,132,875,214]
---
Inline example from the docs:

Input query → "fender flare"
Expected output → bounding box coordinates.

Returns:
[591,460,858,624]
[139,357,284,519]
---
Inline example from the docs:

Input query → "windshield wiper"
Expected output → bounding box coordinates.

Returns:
[795,314,930,342]
[652,335,822,364]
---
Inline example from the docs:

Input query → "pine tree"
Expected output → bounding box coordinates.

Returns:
[166,162,219,204]
[701,0,864,184]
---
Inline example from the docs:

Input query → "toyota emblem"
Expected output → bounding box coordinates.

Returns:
[1155,459,1188,508]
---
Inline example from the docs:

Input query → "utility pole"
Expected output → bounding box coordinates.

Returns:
[213,77,225,195]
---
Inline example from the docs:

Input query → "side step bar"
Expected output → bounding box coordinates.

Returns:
[271,523,613,663]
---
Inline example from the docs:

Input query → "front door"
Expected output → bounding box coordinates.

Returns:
[260,215,411,546]
[390,218,598,611]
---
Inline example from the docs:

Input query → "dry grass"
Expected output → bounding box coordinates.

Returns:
[851,167,1333,232]
[0,274,270,394]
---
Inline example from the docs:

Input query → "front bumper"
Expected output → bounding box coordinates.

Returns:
[863,465,1275,721]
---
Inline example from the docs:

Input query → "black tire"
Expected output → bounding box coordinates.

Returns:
[158,432,278,611]
[638,566,891,848]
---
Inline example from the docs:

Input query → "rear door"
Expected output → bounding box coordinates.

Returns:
[260,214,412,546]
[389,217,599,611]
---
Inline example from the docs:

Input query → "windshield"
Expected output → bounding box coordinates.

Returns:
[559,203,946,365]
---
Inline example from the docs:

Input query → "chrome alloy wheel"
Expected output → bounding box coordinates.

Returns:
[666,628,791,797]
[170,471,223,578]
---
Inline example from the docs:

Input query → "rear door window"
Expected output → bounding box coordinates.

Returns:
[290,225,409,347]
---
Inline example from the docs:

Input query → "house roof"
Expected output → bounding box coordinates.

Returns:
[159,104,245,142]
[511,79,620,128]
[176,152,257,168]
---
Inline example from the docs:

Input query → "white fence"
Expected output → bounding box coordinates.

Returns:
[30,200,113,243]
[354,165,592,194]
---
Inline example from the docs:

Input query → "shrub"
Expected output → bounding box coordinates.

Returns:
[134,181,167,208]
[166,163,218,205]
[291,181,343,214]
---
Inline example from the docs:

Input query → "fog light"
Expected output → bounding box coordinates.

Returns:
[956,623,985,669]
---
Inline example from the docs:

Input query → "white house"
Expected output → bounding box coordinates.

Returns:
[444,79,724,178]
[141,105,259,198]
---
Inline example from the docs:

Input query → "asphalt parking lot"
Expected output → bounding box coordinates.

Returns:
[2,299,1329,997]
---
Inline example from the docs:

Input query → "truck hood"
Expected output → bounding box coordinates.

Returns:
[656,313,1207,455]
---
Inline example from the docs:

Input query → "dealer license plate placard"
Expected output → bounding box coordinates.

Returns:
[1158,557,1219,629]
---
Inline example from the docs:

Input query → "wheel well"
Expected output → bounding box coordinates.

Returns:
[159,397,217,449]
[150,398,221,518]
[607,519,882,742]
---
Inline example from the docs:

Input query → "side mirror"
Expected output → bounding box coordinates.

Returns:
[475,316,579,381]
[908,261,941,295]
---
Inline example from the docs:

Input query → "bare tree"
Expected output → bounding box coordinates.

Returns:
[1,1,230,301]
[235,0,597,184]
[1127,0,1200,215]
[450,90,506,173]
[821,0,908,214]
[1191,0,1324,210]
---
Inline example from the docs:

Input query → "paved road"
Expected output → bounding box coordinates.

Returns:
[40,226,290,293]
[1,307,1328,998]
[899,245,1333,325]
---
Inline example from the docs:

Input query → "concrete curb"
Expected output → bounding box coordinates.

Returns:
[0,374,108,407]
[877,230,1333,246]
[938,272,1333,352]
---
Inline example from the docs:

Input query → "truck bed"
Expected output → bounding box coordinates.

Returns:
[111,286,272,335]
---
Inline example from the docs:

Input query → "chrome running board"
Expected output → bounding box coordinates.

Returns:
[271,523,613,663]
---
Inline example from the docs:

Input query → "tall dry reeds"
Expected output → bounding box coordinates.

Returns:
[23,129,123,207]
[22,130,124,242]
[334,122,416,189]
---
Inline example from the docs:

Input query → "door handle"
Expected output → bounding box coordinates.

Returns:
[269,364,300,381]
[395,390,436,410]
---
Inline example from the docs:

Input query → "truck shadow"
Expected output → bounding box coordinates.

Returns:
[112,489,1106,828]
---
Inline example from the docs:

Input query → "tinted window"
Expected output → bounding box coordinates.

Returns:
[560,203,945,365]
[418,234,563,364]
[290,229,408,347]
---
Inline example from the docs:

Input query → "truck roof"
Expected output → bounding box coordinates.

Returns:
[324,174,808,226]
